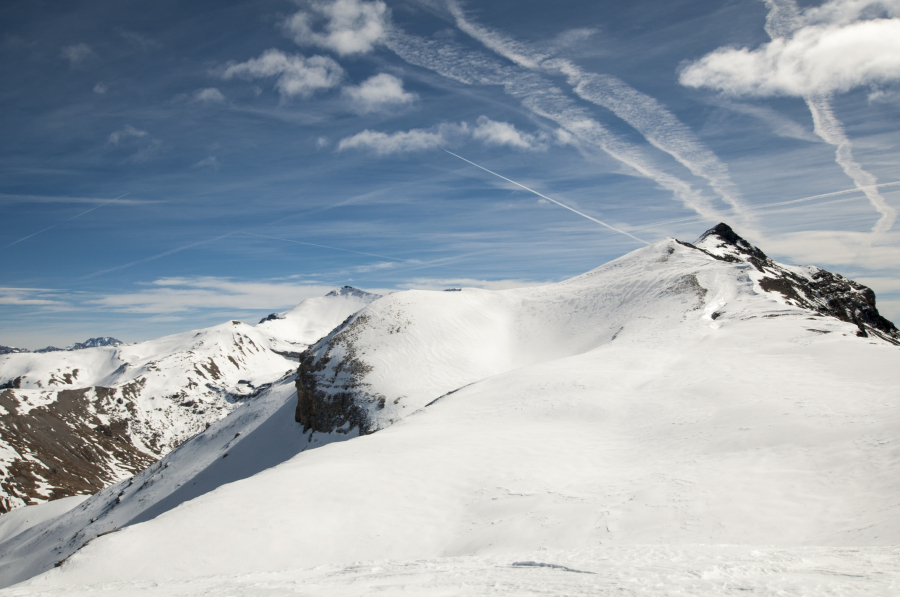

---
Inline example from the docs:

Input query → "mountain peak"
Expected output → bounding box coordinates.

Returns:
[694,223,769,263]
[684,223,898,344]
[326,286,377,299]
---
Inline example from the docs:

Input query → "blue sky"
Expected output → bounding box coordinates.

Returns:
[2,0,899,348]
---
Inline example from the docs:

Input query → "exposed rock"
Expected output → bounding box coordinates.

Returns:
[325,286,380,300]
[686,223,899,344]
[68,338,125,350]
[0,347,28,356]
[5,338,126,355]
[295,314,381,435]
[0,388,155,513]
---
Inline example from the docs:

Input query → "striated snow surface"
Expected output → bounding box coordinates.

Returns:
[1,231,898,595]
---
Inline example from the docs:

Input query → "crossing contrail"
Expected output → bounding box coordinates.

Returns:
[78,232,237,280]
[444,151,648,245]
[242,232,405,262]
[3,193,129,250]
[633,180,900,232]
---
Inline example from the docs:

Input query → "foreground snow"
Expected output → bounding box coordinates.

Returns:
[1,230,897,594]
[6,546,899,596]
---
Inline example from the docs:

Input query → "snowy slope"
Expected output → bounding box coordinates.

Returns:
[1,226,898,594]
[256,286,381,355]
[0,497,86,545]
[0,287,378,512]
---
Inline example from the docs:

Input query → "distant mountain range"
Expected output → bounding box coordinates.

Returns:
[0,288,380,513]
[0,337,126,356]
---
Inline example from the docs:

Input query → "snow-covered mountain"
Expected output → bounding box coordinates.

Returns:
[0,338,126,356]
[256,286,381,356]
[0,287,380,513]
[0,225,898,595]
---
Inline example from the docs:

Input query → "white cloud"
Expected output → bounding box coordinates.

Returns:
[107,125,161,162]
[682,0,900,234]
[193,87,226,103]
[853,276,900,294]
[471,116,545,150]
[192,156,219,169]
[679,19,900,97]
[343,73,416,113]
[108,125,148,145]
[337,122,467,155]
[60,43,95,66]
[0,287,66,307]
[93,82,108,94]
[220,49,344,98]
[338,117,556,155]
[761,229,900,270]
[283,0,389,56]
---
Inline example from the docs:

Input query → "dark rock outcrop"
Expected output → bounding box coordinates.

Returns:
[686,223,899,344]
[295,314,382,435]
[0,347,28,356]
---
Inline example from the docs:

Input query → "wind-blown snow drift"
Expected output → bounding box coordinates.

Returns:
[1,225,898,594]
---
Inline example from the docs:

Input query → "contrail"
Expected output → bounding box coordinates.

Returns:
[385,30,723,221]
[446,1,748,218]
[445,150,649,245]
[78,232,237,280]
[79,229,407,281]
[242,232,405,262]
[3,193,129,250]
[763,0,896,234]
[633,180,900,232]
[805,93,896,233]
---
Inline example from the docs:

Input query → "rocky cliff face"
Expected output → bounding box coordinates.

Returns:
[295,313,381,435]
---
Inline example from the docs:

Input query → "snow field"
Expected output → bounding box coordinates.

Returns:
[1,236,897,595]
[5,546,900,596]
